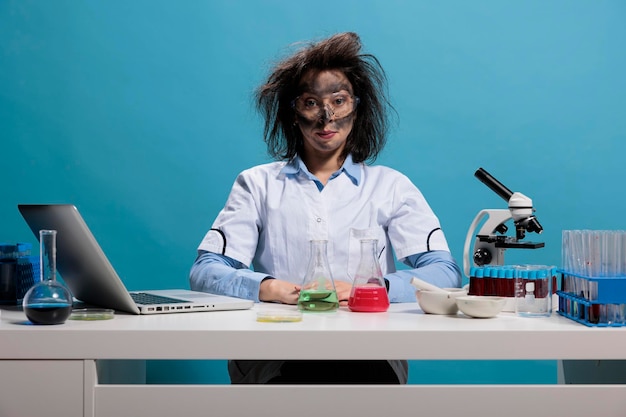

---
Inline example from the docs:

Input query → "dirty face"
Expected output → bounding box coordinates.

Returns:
[293,69,358,157]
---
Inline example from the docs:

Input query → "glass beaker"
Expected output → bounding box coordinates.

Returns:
[514,265,553,317]
[297,240,339,312]
[348,238,390,312]
[23,230,73,325]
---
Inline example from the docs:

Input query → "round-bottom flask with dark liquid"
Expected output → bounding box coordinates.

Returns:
[22,230,73,325]
[23,280,73,324]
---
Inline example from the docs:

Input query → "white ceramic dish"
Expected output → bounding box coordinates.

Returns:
[455,295,506,318]
[416,288,468,315]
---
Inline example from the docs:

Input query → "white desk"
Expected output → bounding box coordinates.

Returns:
[2,303,626,417]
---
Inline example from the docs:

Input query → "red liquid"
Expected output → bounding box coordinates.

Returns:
[589,304,600,324]
[495,278,506,297]
[469,277,484,296]
[348,287,389,312]
[506,278,516,298]
[535,279,548,298]
[484,277,494,296]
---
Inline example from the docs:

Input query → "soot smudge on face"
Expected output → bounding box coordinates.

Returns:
[294,69,357,128]
[295,110,356,129]
[298,81,353,99]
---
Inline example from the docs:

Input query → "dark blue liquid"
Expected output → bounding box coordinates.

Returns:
[24,303,72,325]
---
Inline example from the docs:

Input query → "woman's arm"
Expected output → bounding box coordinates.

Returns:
[384,250,462,303]
[189,250,300,303]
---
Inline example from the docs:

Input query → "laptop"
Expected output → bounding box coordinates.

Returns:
[17,204,254,315]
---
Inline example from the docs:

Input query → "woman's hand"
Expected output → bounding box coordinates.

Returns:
[259,278,353,306]
[259,278,301,304]
[334,280,353,306]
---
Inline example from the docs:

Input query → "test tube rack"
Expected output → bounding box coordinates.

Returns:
[468,265,558,313]
[557,270,626,327]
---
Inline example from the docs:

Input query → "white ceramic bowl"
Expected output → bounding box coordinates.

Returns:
[455,295,506,318]
[416,288,468,315]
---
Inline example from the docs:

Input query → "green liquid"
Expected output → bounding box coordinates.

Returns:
[297,289,339,312]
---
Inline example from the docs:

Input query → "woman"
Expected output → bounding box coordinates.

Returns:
[190,32,462,384]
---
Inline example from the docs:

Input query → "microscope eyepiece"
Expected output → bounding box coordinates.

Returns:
[475,168,514,202]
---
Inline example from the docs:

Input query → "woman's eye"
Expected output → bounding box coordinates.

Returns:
[304,99,318,108]
[334,97,347,106]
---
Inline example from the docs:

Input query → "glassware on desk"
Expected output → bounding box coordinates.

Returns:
[22,230,73,325]
[297,240,339,312]
[348,238,390,312]
[0,243,33,305]
[514,265,554,317]
[0,243,18,305]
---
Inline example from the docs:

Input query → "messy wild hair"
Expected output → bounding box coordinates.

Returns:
[255,32,394,164]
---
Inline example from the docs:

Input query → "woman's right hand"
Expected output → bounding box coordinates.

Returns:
[259,278,301,304]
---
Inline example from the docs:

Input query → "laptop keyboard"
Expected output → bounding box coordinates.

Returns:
[130,292,187,305]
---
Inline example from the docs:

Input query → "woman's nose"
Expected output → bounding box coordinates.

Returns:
[321,104,335,121]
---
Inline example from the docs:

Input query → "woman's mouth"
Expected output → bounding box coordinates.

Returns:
[317,130,336,139]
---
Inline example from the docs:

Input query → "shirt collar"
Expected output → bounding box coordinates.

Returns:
[280,154,361,186]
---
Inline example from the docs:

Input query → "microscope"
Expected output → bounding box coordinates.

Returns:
[463,168,544,278]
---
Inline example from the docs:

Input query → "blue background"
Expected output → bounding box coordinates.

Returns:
[2,0,624,384]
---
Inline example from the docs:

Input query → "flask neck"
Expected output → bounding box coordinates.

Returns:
[311,240,328,266]
[360,239,378,259]
[354,239,383,282]
[40,230,57,282]
[303,240,336,287]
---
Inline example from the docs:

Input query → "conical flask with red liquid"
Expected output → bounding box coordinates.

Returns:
[348,238,390,312]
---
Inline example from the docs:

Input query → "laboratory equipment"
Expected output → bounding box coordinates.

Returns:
[455,295,506,318]
[69,308,115,321]
[557,270,626,326]
[514,265,555,317]
[416,288,467,315]
[410,277,449,293]
[0,243,36,305]
[463,167,545,278]
[297,240,339,312]
[558,229,626,326]
[23,230,73,325]
[348,238,390,312]
[16,253,40,303]
[0,243,18,305]
[256,310,303,323]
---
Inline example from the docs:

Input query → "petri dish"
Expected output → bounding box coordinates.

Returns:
[256,310,303,323]
[69,308,115,321]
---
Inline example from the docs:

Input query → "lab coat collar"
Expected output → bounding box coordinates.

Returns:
[281,154,361,186]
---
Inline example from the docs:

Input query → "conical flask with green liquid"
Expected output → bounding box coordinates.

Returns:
[297,240,339,312]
